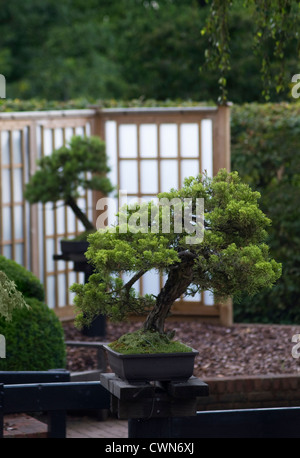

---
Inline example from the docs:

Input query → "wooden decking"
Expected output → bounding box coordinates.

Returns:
[66,416,128,439]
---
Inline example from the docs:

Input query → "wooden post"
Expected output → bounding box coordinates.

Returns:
[213,105,232,326]
[100,373,209,439]
[213,105,231,175]
[29,120,40,279]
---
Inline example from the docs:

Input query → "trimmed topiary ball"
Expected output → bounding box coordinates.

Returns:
[0,255,44,301]
[0,297,66,370]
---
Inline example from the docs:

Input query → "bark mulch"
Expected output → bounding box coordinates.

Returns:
[63,320,300,378]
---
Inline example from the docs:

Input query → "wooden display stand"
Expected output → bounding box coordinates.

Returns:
[100,373,209,438]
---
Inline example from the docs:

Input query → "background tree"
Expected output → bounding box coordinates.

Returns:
[1,0,299,103]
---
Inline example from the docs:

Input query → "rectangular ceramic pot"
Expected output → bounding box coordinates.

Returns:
[103,344,199,383]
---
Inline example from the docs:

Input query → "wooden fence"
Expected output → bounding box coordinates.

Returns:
[0,106,231,325]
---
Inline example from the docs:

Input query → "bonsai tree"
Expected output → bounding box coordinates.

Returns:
[71,169,281,352]
[24,135,114,234]
[0,271,29,321]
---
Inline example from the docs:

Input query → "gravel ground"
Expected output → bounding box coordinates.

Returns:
[63,320,300,378]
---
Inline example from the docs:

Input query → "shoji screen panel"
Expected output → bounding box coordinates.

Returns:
[100,107,227,319]
[0,124,31,270]
[36,119,93,314]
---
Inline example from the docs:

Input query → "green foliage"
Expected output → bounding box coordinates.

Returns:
[231,102,300,323]
[202,0,300,103]
[25,135,113,204]
[25,135,114,231]
[0,255,44,301]
[71,170,281,332]
[1,0,299,104]
[0,297,66,370]
[109,330,193,355]
[0,271,29,321]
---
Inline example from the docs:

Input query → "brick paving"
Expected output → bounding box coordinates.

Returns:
[66,416,128,438]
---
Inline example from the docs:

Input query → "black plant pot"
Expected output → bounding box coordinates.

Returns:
[103,344,199,383]
[59,240,107,338]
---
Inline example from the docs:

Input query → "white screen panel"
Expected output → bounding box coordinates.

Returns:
[45,202,55,236]
[15,243,24,265]
[12,130,22,164]
[122,271,140,294]
[67,205,76,233]
[13,168,23,202]
[119,160,138,194]
[2,169,11,204]
[140,124,157,158]
[85,122,91,136]
[160,160,178,192]
[47,276,55,309]
[43,128,53,156]
[180,123,199,157]
[46,238,55,272]
[119,124,137,158]
[75,126,85,136]
[3,245,12,259]
[54,128,64,149]
[14,205,23,239]
[201,119,213,177]
[105,121,118,186]
[140,160,158,194]
[56,200,65,234]
[68,271,77,304]
[204,290,214,306]
[160,124,178,157]
[1,131,10,165]
[2,207,11,241]
[181,160,199,185]
[142,269,160,296]
[65,127,74,143]
[76,197,87,233]
[58,273,66,307]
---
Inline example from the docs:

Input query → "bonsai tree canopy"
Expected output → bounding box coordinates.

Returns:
[71,170,282,349]
[24,135,114,233]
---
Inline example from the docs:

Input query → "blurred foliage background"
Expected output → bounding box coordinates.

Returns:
[0,0,298,104]
[1,0,300,324]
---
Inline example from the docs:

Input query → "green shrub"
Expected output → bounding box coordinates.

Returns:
[0,256,44,301]
[0,297,66,370]
[231,102,300,324]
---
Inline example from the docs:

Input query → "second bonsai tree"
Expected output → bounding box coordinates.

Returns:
[24,135,114,237]
[71,169,282,354]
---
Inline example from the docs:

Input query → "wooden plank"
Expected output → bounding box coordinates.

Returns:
[100,373,154,401]
[172,407,300,438]
[160,376,209,399]
[3,381,110,413]
[28,121,40,279]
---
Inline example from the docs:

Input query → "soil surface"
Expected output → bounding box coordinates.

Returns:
[63,320,300,378]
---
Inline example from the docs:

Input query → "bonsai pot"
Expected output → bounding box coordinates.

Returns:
[103,344,199,383]
[60,240,89,257]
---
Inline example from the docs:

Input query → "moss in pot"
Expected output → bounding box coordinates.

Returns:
[71,170,281,382]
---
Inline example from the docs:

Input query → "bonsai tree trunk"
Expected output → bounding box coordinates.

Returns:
[143,256,195,334]
[65,196,95,232]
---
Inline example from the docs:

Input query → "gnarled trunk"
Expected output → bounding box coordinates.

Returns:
[143,259,194,334]
[65,196,95,231]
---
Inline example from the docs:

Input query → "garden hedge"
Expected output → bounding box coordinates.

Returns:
[231,102,300,324]
[0,297,66,370]
[0,256,66,370]
[0,255,44,301]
